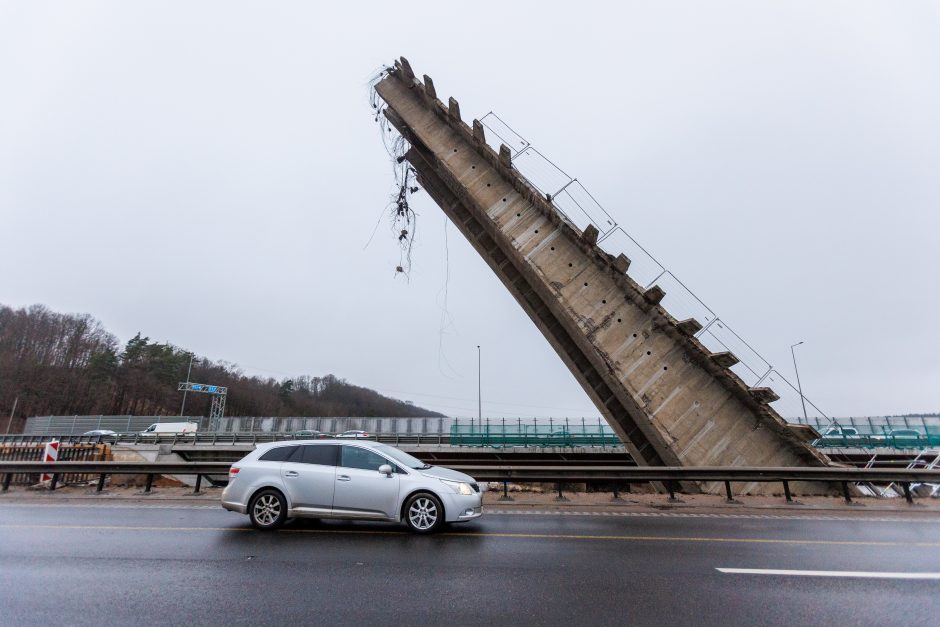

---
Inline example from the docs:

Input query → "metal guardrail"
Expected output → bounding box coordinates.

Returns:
[815,435,940,449]
[0,433,457,447]
[2,461,938,504]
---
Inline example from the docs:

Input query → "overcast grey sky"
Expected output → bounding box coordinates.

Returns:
[1,2,938,419]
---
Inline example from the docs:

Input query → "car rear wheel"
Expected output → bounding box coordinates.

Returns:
[404,493,444,534]
[249,489,287,530]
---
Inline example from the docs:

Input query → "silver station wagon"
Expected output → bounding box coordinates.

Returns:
[222,440,483,533]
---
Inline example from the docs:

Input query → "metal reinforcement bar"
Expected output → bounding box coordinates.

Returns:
[1,462,937,504]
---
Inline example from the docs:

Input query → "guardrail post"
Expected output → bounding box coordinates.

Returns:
[2,473,10,492]
[96,474,106,492]
[782,480,793,503]
[724,481,736,503]
[611,486,624,503]
[50,473,59,491]
[666,481,681,503]
[903,482,914,505]
[144,474,154,493]
[554,482,569,502]
[499,481,513,502]
[193,474,202,494]
[841,481,852,504]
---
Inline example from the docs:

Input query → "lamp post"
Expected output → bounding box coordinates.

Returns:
[5,396,18,434]
[477,345,482,426]
[790,342,809,423]
[180,353,195,417]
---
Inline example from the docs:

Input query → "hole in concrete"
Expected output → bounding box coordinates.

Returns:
[550,247,555,251]
[453,148,458,152]
[646,351,652,356]
[568,263,573,267]
[617,318,622,323]
[516,213,521,217]
[487,183,491,187]
[663,366,668,371]
[534,229,539,233]
[471,165,476,169]
[602,299,606,304]
[633,333,637,338]
[502,198,507,202]
[583,282,588,287]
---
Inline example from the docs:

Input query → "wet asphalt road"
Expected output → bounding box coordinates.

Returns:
[0,503,938,626]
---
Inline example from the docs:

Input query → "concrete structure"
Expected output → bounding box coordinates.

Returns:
[374,58,832,492]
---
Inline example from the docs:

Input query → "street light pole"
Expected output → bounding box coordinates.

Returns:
[180,353,195,417]
[790,342,809,423]
[477,345,482,426]
[5,396,18,434]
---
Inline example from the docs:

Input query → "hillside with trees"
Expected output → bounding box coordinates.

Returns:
[0,303,443,433]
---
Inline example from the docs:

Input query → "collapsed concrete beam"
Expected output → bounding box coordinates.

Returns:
[373,60,832,494]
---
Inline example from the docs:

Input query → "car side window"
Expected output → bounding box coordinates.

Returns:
[340,446,391,471]
[259,445,300,462]
[300,444,339,466]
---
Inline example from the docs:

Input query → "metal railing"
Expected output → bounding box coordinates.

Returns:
[2,461,938,504]
[815,434,940,450]
[0,429,628,449]
[478,112,837,432]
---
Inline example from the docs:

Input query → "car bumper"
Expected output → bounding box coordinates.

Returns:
[442,492,484,522]
[221,499,247,514]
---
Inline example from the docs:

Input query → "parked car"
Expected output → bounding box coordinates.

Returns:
[140,421,198,434]
[886,429,923,442]
[336,430,370,439]
[823,427,859,437]
[294,430,329,439]
[82,429,117,437]
[221,441,483,533]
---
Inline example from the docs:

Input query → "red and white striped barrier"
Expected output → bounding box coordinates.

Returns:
[40,440,60,483]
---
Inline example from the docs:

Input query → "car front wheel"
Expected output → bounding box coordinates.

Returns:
[249,489,287,530]
[404,493,444,534]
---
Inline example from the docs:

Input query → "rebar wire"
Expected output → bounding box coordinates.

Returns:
[370,77,421,280]
[436,219,461,379]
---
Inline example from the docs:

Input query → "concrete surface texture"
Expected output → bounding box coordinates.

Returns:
[1,500,937,626]
[374,58,830,493]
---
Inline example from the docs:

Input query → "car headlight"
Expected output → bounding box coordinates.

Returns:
[440,479,474,496]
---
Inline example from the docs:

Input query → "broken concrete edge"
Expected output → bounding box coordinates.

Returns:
[381,58,831,470]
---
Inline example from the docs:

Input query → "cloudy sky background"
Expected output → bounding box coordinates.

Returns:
[2,2,938,419]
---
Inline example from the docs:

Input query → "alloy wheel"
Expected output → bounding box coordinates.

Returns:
[253,494,282,527]
[408,497,438,531]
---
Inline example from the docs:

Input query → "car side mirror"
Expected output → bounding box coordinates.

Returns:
[378,464,393,477]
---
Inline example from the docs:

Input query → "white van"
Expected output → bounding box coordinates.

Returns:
[141,421,199,434]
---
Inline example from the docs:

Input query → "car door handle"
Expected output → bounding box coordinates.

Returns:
[284,471,299,478]
[337,475,351,482]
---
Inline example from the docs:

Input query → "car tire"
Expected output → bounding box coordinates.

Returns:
[248,489,287,530]
[404,492,444,534]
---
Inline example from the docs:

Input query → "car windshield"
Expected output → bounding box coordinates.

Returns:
[373,443,430,469]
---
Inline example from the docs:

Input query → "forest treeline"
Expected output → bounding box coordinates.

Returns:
[0,304,443,432]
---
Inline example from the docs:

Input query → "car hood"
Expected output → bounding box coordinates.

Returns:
[419,465,476,483]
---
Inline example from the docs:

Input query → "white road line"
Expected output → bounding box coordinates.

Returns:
[1,503,939,524]
[717,568,940,579]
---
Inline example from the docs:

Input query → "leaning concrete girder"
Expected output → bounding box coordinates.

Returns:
[374,58,832,493]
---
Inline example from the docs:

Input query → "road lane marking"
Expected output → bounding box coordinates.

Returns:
[717,568,940,579]
[2,503,939,524]
[2,524,939,547]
